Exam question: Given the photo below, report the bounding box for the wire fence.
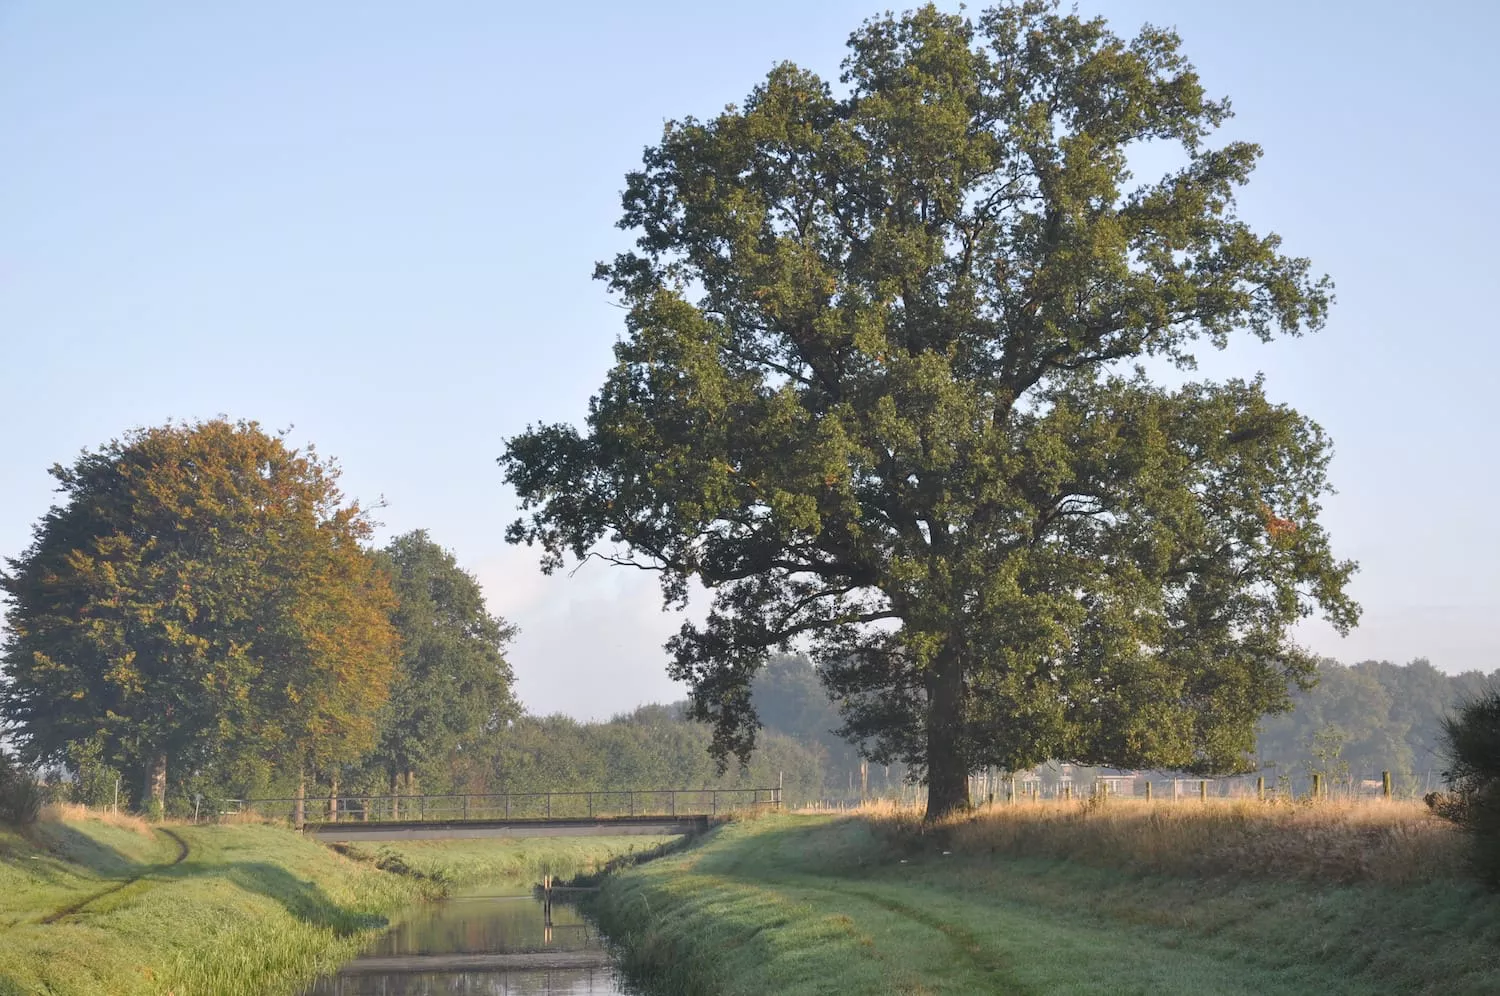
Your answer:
[810,768,1439,812]
[224,787,783,825]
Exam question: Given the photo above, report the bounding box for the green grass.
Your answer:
[593,812,1500,995]
[339,834,678,892]
[0,812,670,995]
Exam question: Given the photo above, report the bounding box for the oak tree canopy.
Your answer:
[501,1,1358,818]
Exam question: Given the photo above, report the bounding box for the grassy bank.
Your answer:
[343,834,677,892]
[593,801,1500,995]
[0,807,671,995]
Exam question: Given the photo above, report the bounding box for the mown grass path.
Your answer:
[594,814,1500,995]
[38,827,190,924]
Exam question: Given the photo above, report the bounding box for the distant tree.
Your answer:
[368,531,518,807]
[1255,658,1498,791]
[752,655,839,748]
[502,2,1358,818]
[1370,659,1495,774]
[753,653,894,795]
[482,708,825,806]
[0,419,398,815]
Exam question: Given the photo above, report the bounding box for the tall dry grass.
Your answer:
[858,796,1464,885]
[37,802,155,835]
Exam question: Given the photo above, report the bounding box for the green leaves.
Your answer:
[502,2,1358,817]
[369,531,519,786]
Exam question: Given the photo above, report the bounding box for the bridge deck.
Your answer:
[305,814,710,841]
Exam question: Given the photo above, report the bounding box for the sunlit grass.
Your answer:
[0,808,663,995]
[594,808,1500,995]
[865,795,1465,885]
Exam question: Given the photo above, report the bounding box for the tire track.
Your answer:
[38,827,190,924]
[832,882,1035,991]
[736,863,1038,995]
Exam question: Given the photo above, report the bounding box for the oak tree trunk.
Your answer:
[924,644,969,821]
[328,772,339,823]
[390,767,401,821]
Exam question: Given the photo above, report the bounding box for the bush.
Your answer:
[1429,689,1500,886]
[65,736,120,808]
[0,751,43,826]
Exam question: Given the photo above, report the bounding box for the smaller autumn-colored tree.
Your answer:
[245,515,400,823]
[0,419,398,815]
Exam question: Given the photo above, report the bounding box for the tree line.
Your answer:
[2,420,1487,823]
[0,419,832,818]
[1256,657,1497,794]
[1,420,410,816]
[0,420,519,816]
[752,652,1498,801]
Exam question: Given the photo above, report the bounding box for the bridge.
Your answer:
[226,787,781,840]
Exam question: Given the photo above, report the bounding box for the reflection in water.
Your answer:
[306,966,616,995]
[302,891,626,996]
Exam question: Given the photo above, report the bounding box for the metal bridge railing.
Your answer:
[224,786,783,825]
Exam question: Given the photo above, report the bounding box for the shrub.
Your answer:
[1429,689,1500,886]
[65,736,121,808]
[0,750,43,826]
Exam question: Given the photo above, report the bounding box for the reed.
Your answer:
[37,802,154,835]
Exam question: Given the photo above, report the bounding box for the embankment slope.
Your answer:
[593,805,1500,996]
[0,810,668,995]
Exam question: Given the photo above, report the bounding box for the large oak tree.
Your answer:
[0,419,398,813]
[501,2,1358,818]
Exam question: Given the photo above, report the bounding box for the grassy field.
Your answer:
[593,800,1500,995]
[0,806,670,995]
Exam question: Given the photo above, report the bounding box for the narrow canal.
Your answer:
[301,887,629,995]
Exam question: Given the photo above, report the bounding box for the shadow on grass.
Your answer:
[155,858,390,936]
[34,827,389,937]
[683,814,908,881]
[23,822,139,879]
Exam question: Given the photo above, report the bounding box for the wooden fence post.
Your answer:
[1256,776,1265,801]
[1382,771,1392,799]
[1144,781,1152,802]
[1311,773,1322,800]
[1199,780,1207,801]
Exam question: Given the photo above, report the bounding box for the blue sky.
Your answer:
[2,1,1496,719]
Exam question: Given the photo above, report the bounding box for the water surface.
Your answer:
[301,887,626,995]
